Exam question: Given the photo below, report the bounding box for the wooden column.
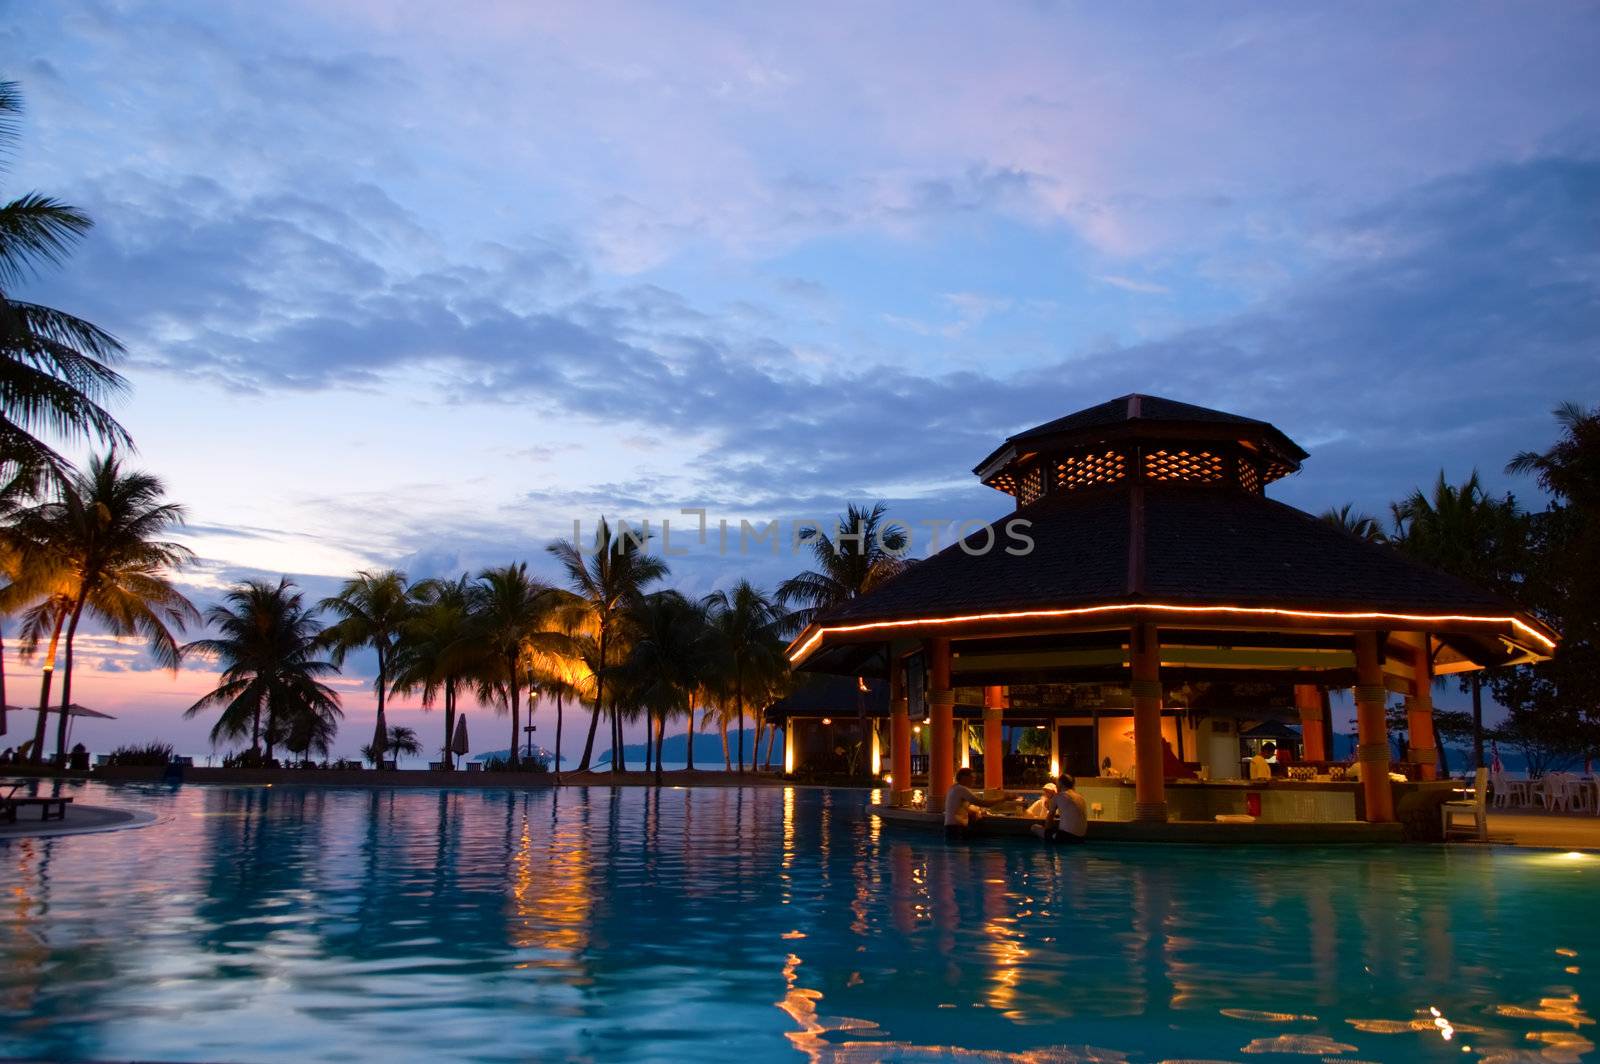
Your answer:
[1294,684,1328,762]
[957,721,970,771]
[928,637,955,807]
[1130,622,1167,822]
[1354,631,1396,823]
[1403,635,1439,781]
[890,656,912,805]
[982,686,1005,793]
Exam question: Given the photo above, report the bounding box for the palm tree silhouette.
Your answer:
[1391,470,1525,767]
[703,580,785,774]
[183,578,341,761]
[320,570,411,768]
[0,79,131,483]
[13,454,195,761]
[547,517,669,773]
[778,503,907,777]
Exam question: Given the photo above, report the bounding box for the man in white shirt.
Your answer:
[1031,774,1088,844]
[943,767,1007,840]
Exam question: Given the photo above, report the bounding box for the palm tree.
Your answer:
[523,596,594,782]
[0,80,131,483]
[0,469,66,746]
[320,569,411,769]
[547,517,669,773]
[383,724,422,760]
[777,502,909,630]
[622,590,712,784]
[12,454,195,761]
[1391,470,1525,767]
[1320,503,1386,543]
[182,578,342,760]
[1508,401,1600,509]
[470,562,559,769]
[704,580,786,774]
[391,574,483,771]
[778,503,906,778]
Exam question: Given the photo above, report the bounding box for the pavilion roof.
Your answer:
[791,482,1556,667]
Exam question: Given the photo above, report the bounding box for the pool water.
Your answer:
[2,782,1595,1063]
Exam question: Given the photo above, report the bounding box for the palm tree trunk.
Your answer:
[30,608,65,764]
[653,710,664,785]
[443,682,456,771]
[554,693,564,782]
[736,670,745,774]
[764,725,778,769]
[1471,674,1484,769]
[54,595,88,762]
[0,622,8,744]
[579,627,605,771]
[508,653,521,769]
[611,700,625,773]
[720,716,730,770]
[751,720,764,773]
[684,706,696,772]
[375,646,388,770]
[644,714,653,773]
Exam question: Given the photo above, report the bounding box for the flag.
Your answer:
[1490,740,1503,774]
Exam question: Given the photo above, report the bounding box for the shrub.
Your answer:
[104,742,175,766]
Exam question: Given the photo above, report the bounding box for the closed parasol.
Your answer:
[451,714,469,757]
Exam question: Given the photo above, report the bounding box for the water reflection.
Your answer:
[0,783,1597,1062]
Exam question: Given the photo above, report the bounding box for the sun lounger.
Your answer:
[0,786,74,823]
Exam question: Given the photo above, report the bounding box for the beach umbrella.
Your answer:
[0,704,118,753]
[451,714,469,756]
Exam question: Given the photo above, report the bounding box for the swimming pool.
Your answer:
[2,782,1594,1062]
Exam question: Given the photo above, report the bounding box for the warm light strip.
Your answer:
[787,602,1556,663]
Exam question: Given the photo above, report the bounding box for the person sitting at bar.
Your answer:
[944,767,1008,840]
[1249,741,1276,780]
[1031,774,1088,844]
[1162,737,1197,780]
[1025,781,1058,818]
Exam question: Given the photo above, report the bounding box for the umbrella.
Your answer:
[451,714,469,756]
[2,704,117,753]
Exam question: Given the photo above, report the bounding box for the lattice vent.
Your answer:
[1018,464,1045,505]
[1144,449,1225,483]
[988,472,1018,496]
[1055,450,1127,491]
[1263,460,1296,483]
[1238,459,1261,494]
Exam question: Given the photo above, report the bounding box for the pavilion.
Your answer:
[787,395,1557,824]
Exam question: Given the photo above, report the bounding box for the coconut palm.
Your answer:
[547,517,669,773]
[383,724,422,760]
[391,574,483,771]
[777,502,908,630]
[0,80,131,483]
[778,503,906,778]
[470,562,561,769]
[1391,470,1525,767]
[1320,504,1386,543]
[319,569,411,768]
[1508,401,1600,509]
[524,595,594,782]
[703,580,786,774]
[621,590,712,784]
[182,578,342,760]
[12,453,195,761]
[0,469,66,744]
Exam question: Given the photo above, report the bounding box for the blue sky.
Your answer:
[2,1,1597,755]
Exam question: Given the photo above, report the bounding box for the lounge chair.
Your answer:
[1442,767,1488,841]
[1,783,74,824]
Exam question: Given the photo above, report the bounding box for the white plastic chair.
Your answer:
[1443,768,1489,841]
[1543,772,1574,812]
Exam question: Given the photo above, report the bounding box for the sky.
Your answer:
[2,1,1597,759]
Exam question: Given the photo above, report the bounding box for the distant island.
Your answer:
[597,732,742,766]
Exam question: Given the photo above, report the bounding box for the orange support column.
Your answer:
[1130,622,1167,822]
[928,637,954,808]
[1354,631,1396,822]
[890,656,912,805]
[982,686,1005,793]
[1405,637,1439,781]
[1294,684,1328,762]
